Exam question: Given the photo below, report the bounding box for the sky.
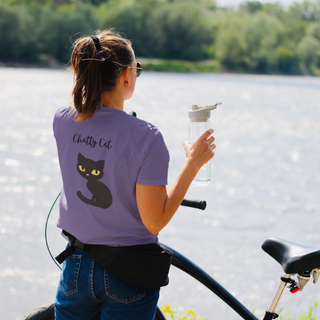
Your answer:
[216,0,303,7]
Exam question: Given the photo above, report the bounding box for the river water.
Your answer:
[0,68,320,320]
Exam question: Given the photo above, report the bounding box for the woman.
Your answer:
[53,29,216,320]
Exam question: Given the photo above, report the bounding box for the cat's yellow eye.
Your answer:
[78,165,85,172]
[91,169,100,176]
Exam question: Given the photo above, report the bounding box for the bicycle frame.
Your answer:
[156,244,259,320]
[156,244,311,320]
[20,242,318,320]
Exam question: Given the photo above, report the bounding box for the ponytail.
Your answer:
[71,29,133,121]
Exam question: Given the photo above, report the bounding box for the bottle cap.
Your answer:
[189,102,221,121]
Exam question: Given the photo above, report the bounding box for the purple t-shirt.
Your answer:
[53,106,169,247]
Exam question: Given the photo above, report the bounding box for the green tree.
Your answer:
[101,0,213,61]
[240,1,263,13]
[1,0,320,75]
[152,2,213,60]
[0,3,23,61]
[17,4,47,63]
[262,2,285,18]
[244,11,284,73]
[101,0,161,58]
[297,35,320,73]
[306,22,320,42]
[288,0,320,21]
[280,18,307,49]
[37,4,99,63]
[214,13,248,71]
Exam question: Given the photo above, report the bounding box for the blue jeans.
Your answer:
[55,249,160,320]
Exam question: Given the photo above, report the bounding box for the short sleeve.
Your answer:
[136,130,169,186]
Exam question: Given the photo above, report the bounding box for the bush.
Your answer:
[275,46,300,74]
[139,58,220,73]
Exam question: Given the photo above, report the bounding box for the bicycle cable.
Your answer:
[45,192,62,270]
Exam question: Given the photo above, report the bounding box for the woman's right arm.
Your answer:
[136,129,215,234]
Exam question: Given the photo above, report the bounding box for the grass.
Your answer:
[160,305,207,320]
[138,58,221,73]
[160,301,319,320]
[278,301,318,320]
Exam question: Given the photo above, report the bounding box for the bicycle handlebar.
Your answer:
[181,199,206,210]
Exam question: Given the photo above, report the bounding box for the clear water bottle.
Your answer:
[188,103,221,186]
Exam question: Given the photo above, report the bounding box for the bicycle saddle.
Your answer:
[262,238,320,274]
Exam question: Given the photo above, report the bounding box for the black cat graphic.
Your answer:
[76,153,113,209]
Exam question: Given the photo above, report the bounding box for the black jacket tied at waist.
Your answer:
[55,231,172,288]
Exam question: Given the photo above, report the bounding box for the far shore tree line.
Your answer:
[1,0,320,74]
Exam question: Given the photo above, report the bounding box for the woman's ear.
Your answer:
[123,66,131,86]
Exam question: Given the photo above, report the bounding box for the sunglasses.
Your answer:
[130,62,142,77]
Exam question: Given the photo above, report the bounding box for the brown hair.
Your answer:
[71,29,133,121]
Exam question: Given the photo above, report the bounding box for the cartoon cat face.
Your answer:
[77,153,104,180]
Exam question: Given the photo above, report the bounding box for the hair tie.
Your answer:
[91,36,101,51]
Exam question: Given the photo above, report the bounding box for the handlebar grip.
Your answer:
[181,199,207,210]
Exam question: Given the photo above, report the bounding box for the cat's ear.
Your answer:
[96,160,105,169]
[78,153,85,162]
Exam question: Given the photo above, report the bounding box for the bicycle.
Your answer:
[20,198,320,320]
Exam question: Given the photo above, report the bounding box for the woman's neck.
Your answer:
[100,69,133,111]
[101,89,124,111]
